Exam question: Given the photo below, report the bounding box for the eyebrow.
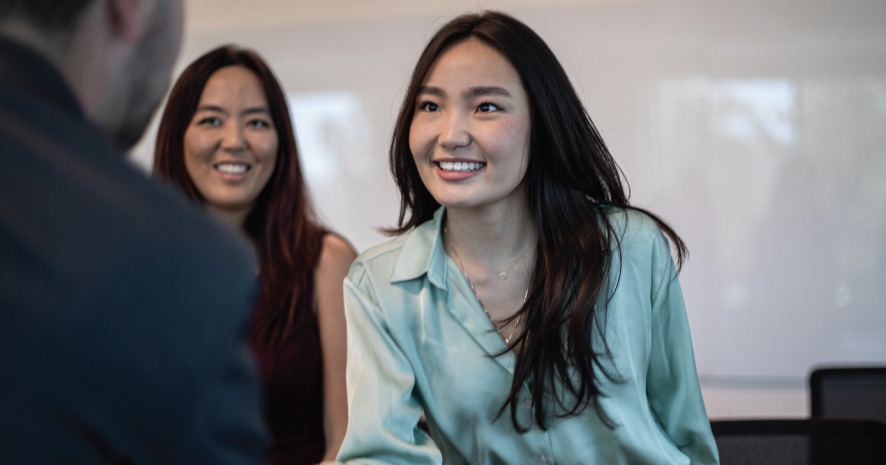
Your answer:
[465,86,512,98]
[415,85,513,99]
[241,107,271,116]
[416,86,445,98]
[194,105,271,116]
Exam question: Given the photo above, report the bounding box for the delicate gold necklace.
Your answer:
[445,229,529,344]
[496,241,533,280]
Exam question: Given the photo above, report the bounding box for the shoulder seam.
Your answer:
[355,237,407,264]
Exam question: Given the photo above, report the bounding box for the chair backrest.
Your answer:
[810,366,886,423]
[710,419,886,465]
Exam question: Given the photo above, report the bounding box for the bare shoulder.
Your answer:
[314,233,356,319]
[316,233,358,279]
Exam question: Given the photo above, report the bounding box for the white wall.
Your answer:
[130,0,886,418]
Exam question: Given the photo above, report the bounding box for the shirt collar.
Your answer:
[390,206,448,290]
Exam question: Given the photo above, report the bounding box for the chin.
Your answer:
[435,198,484,210]
[212,200,254,211]
[428,188,476,207]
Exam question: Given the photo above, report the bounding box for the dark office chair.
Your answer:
[810,366,886,424]
[710,419,886,465]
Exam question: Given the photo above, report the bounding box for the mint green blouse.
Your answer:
[337,207,719,465]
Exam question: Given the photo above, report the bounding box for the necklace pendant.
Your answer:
[499,272,508,280]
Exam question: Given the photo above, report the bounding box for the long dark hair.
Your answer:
[390,11,688,431]
[153,45,324,347]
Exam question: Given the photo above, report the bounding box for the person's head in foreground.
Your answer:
[0,0,184,148]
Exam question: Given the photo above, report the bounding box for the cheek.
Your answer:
[182,152,211,198]
[183,129,213,164]
[408,120,431,160]
[245,129,278,163]
[255,134,279,186]
[489,120,530,158]
[261,135,279,162]
[182,152,207,189]
[182,130,215,194]
[515,120,532,161]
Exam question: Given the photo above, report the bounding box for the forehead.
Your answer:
[199,66,268,105]
[421,38,524,92]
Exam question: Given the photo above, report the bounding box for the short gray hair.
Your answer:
[0,0,93,33]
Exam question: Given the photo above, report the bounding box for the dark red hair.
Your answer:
[153,45,324,346]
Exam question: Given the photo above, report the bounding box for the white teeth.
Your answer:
[438,161,484,172]
[215,163,248,174]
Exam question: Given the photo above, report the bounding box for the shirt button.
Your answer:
[540,456,548,463]
[526,397,532,404]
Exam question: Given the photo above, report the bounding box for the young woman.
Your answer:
[336,12,719,464]
[153,46,355,465]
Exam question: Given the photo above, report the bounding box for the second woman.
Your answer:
[153,45,355,465]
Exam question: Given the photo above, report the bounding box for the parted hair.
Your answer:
[153,45,324,347]
[389,11,688,431]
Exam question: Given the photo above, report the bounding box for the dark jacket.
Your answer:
[0,35,267,464]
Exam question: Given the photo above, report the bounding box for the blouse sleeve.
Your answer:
[336,265,442,465]
[645,230,720,464]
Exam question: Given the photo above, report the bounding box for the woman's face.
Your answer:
[408,39,532,214]
[183,65,278,224]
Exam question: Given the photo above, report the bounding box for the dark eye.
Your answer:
[418,101,440,112]
[477,102,501,113]
[198,116,222,126]
[248,119,272,128]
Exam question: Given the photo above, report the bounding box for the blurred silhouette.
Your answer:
[0,1,267,463]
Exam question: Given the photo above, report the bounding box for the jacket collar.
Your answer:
[0,34,84,118]
[390,207,449,291]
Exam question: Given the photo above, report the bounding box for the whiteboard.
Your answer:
[130,0,886,382]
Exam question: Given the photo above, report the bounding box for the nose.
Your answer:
[438,111,470,150]
[221,122,247,152]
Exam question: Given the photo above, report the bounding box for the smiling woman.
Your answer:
[183,65,279,226]
[153,45,356,465]
[336,11,719,465]
[408,38,532,215]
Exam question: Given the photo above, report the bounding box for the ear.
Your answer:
[103,0,152,43]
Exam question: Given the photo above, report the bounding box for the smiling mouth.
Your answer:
[435,161,486,172]
[214,162,250,174]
